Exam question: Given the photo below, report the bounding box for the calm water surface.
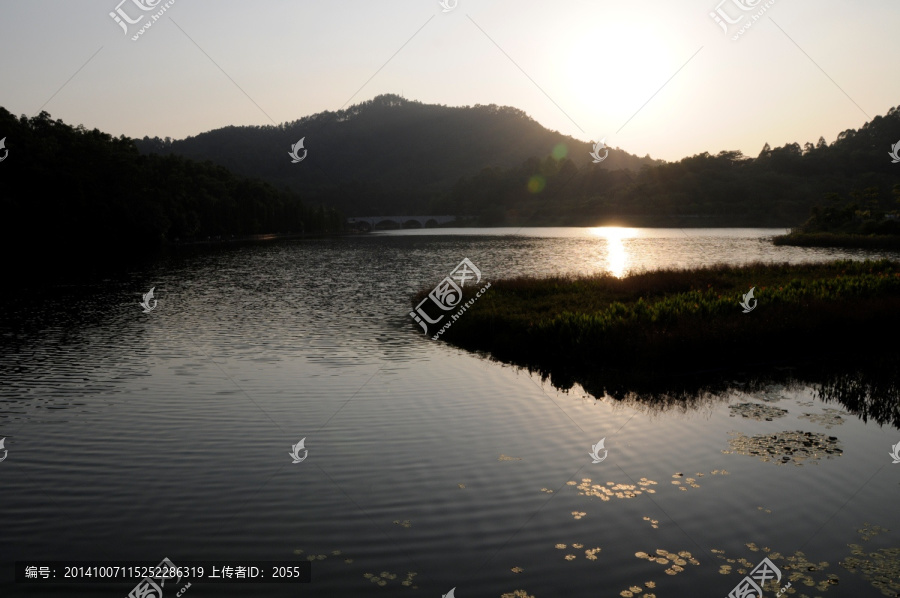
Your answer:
[2,228,899,597]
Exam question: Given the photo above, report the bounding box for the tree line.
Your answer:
[0,107,343,276]
[437,105,900,226]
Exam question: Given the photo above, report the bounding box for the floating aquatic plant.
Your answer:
[671,473,700,491]
[840,523,898,596]
[857,522,890,541]
[570,477,657,500]
[555,542,599,561]
[842,548,900,596]
[642,516,659,529]
[729,402,788,421]
[724,430,843,465]
[365,571,417,589]
[295,547,354,564]
[619,580,659,597]
[715,546,841,593]
[798,408,845,429]
[633,548,699,573]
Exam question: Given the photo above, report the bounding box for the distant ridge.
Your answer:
[136,94,659,214]
[137,97,900,227]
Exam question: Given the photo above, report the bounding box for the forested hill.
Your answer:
[135,94,659,215]
[0,108,342,277]
[436,104,900,226]
[135,95,900,226]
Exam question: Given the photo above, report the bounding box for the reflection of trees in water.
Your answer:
[520,360,774,415]
[511,355,900,428]
[815,361,900,429]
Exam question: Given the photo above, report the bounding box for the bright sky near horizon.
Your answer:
[0,0,897,163]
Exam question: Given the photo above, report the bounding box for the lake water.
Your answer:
[2,228,899,597]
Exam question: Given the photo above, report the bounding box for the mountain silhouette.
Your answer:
[135,94,658,215]
[136,96,900,226]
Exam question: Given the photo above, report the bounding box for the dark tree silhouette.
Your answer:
[0,107,343,278]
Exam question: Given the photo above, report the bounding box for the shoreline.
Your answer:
[163,230,350,247]
[773,231,900,250]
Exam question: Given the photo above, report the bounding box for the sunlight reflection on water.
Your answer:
[589,226,639,277]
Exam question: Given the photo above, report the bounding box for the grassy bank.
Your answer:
[416,260,900,395]
[773,232,900,250]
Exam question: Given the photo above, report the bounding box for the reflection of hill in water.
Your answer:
[505,356,900,429]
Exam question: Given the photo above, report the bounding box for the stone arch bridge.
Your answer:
[347,215,459,230]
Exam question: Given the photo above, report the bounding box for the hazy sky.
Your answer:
[0,0,897,162]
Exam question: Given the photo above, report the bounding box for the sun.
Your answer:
[560,21,678,132]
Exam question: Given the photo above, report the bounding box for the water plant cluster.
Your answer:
[425,260,900,393]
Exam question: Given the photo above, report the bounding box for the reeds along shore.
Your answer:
[414,260,900,384]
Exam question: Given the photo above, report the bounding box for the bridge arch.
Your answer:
[347,215,458,230]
